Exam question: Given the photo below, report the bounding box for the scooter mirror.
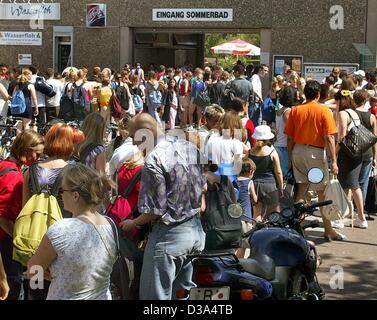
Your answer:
[307,168,324,184]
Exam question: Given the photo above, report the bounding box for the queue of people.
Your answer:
[0,61,377,300]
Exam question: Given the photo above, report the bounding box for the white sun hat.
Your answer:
[252,125,275,141]
[354,70,366,77]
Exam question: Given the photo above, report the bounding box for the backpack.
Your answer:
[110,89,123,119]
[262,97,277,125]
[106,217,143,300]
[10,87,27,115]
[222,83,236,109]
[34,77,56,98]
[58,84,75,121]
[202,175,243,251]
[340,110,377,159]
[131,92,144,113]
[115,85,130,111]
[72,83,90,121]
[194,91,211,108]
[0,168,17,177]
[147,84,162,109]
[106,169,143,244]
[13,164,63,266]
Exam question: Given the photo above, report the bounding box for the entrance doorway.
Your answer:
[53,26,73,73]
[133,30,260,70]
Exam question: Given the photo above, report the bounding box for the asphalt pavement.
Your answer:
[306,214,377,300]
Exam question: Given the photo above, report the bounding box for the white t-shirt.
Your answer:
[251,74,262,100]
[31,75,47,107]
[46,79,64,107]
[206,135,244,164]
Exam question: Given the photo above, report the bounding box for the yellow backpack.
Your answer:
[13,164,63,266]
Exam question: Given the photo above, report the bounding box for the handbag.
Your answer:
[323,176,353,221]
[127,96,136,116]
[106,217,143,300]
[106,169,142,243]
[340,110,377,159]
[365,169,377,214]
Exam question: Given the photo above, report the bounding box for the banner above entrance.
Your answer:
[152,8,233,22]
[0,3,60,20]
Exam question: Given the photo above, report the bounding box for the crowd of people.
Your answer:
[0,60,377,300]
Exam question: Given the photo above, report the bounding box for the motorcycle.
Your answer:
[185,168,330,301]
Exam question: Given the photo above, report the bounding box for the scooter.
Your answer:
[186,168,330,300]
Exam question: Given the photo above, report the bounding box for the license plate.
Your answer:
[189,287,230,300]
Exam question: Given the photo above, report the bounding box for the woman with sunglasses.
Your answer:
[0,130,44,300]
[22,123,82,299]
[27,164,116,300]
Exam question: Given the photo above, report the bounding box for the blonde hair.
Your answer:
[77,113,105,156]
[205,105,225,123]
[276,75,284,88]
[63,164,114,207]
[220,111,246,140]
[77,69,87,82]
[17,68,32,84]
[123,151,144,170]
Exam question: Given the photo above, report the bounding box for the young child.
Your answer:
[235,158,258,259]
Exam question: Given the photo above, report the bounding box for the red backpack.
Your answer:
[106,169,142,243]
[110,89,123,119]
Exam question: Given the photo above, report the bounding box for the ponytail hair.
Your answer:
[63,164,114,207]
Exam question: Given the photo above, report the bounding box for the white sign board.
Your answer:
[153,8,233,21]
[0,32,42,46]
[18,54,32,65]
[0,3,60,20]
[304,63,359,82]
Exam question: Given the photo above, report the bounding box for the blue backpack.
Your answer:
[148,89,162,109]
[132,94,143,112]
[10,88,27,115]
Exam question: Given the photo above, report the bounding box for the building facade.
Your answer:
[0,0,376,76]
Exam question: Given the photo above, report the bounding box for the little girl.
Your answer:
[235,158,258,258]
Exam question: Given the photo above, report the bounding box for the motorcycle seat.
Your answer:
[239,253,276,281]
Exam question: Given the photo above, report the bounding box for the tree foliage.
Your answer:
[205,33,261,69]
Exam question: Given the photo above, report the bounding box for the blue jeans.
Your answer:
[0,237,24,300]
[275,146,289,179]
[139,216,205,300]
[147,103,162,126]
[359,157,373,205]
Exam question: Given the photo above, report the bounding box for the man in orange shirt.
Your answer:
[285,80,344,241]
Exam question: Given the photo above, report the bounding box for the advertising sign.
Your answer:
[18,54,32,65]
[0,3,60,20]
[0,32,42,46]
[304,63,359,82]
[152,8,233,22]
[86,4,107,28]
[273,55,304,76]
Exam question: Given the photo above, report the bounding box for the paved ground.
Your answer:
[306,214,377,300]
